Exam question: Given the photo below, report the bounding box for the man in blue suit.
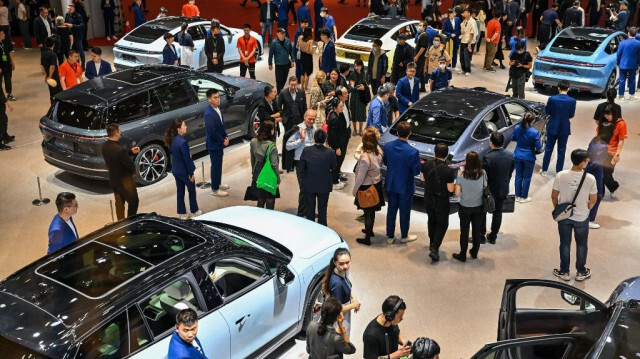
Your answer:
[273,0,289,30]
[396,62,420,115]
[168,308,208,359]
[84,47,112,80]
[616,28,640,100]
[541,80,576,176]
[299,129,337,226]
[47,192,79,254]
[442,9,461,68]
[366,84,391,132]
[384,121,421,243]
[204,89,230,197]
[319,29,336,74]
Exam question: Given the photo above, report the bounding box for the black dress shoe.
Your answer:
[3,135,15,144]
[488,234,497,244]
[469,249,478,259]
[452,253,466,262]
[356,237,371,246]
[479,235,486,244]
[499,64,506,69]
[0,143,11,150]
[428,250,439,262]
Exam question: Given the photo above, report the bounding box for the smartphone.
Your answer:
[404,340,412,347]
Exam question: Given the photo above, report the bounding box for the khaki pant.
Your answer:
[484,42,498,70]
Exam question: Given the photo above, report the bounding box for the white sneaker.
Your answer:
[629,95,637,101]
[386,236,396,244]
[539,169,547,177]
[113,35,118,40]
[520,197,532,203]
[456,68,462,74]
[211,190,229,197]
[618,95,625,101]
[333,182,346,190]
[400,234,418,243]
[515,197,521,202]
[465,72,470,76]
[190,210,203,218]
[106,36,111,41]
[179,214,189,220]
[219,184,230,190]
[589,222,600,229]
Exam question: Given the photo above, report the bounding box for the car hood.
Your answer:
[379,129,464,163]
[605,276,640,306]
[195,206,344,259]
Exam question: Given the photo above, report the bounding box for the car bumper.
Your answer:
[113,49,162,71]
[42,140,109,180]
[532,61,607,94]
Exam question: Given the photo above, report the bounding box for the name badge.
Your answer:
[245,50,249,56]
[212,52,218,58]
[1,55,6,62]
[77,77,81,84]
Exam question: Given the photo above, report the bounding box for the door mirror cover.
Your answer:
[561,291,580,306]
[277,264,295,286]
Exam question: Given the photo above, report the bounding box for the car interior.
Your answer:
[188,77,227,102]
[207,257,267,299]
[502,102,527,126]
[76,312,128,359]
[142,278,202,337]
[481,108,508,134]
[154,80,197,112]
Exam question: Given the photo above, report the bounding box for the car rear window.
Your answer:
[125,25,169,44]
[344,24,391,41]
[550,36,602,55]
[0,335,52,359]
[390,109,471,145]
[55,101,104,130]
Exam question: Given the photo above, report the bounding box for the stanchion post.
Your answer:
[32,177,51,206]
[196,162,211,189]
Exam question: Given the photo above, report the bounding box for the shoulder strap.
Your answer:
[570,171,587,206]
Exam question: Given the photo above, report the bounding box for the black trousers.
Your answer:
[0,103,7,138]
[289,2,297,23]
[530,9,542,37]
[481,196,505,241]
[370,79,382,96]
[332,148,345,184]
[416,58,427,91]
[589,10,602,26]
[71,40,85,68]
[427,206,449,252]
[207,59,224,73]
[82,19,89,49]
[0,67,12,95]
[48,82,62,104]
[112,177,139,220]
[363,207,376,238]
[240,62,256,79]
[458,205,483,257]
[538,23,551,50]
[603,153,619,194]
[295,161,306,216]
[305,192,329,226]
[275,64,290,93]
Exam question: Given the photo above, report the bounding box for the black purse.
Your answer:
[481,173,495,213]
[502,194,516,213]
[552,172,586,222]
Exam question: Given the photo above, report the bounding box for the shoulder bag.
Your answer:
[256,142,278,195]
[552,172,587,222]
[482,172,496,213]
[356,154,380,208]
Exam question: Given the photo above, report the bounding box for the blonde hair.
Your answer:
[312,71,327,88]
[55,16,65,26]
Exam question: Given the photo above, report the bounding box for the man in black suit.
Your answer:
[205,19,225,73]
[260,0,278,46]
[65,4,86,68]
[563,0,583,27]
[34,6,52,51]
[481,132,514,244]
[585,0,603,26]
[278,76,307,171]
[299,129,336,226]
[101,123,141,220]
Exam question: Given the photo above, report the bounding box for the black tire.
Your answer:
[247,106,260,138]
[298,281,324,338]
[533,82,544,90]
[601,71,617,98]
[134,143,168,186]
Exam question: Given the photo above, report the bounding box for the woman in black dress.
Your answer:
[297,27,314,91]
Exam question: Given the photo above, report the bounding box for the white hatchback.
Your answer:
[114,16,264,71]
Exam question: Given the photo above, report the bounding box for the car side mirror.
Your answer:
[226,88,236,100]
[277,264,295,286]
[561,291,580,306]
[227,34,233,44]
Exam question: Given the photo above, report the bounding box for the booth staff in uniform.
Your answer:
[168,309,208,359]
[84,47,113,79]
[47,192,79,254]
[205,20,225,73]
[204,88,231,197]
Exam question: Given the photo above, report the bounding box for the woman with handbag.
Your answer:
[511,111,542,203]
[453,151,487,262]
[348,59,369,137]
[249,121,280,209]
[353,129,385,246]
[305,298,356,358]
[310,70,328,126]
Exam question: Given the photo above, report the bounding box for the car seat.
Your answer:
[98,323,121,358]
[159,280,197,318]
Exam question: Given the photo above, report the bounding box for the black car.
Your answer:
[472,277,640,359]
[379,87,548,197]
[40,65,267,185]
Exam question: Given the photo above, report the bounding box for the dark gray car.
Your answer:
[379,87,549,197]
[40,65,267,185]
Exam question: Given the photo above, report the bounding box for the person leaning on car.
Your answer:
[102,123,141,220]
[168,308,208,359]
[205,19,225,73]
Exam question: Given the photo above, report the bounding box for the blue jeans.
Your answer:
[386,190,413,238]
[208,149,224,191]
[514,158,535,198]
[542,133,568,173]
[261,20,274,44]
[174,173,199,214]
[558,218,589,273]
[619,68,636,96]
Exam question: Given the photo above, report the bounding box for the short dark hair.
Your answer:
[558,80,570,91]
[264,84,275,97]
[288,76,298,83]
[45,36,55,48]
[490,132,504,147]
[106,123,120,137]
[90,47,102,55]
[39,6,47,13]
[381,295,406,314]
[373,39,383,47]
[354,58,364,67]
[494,9,503,17]
[300,17,309,23]
[257,120,275,141]
[319,29,331,38]
[243,23,251,29]
[339,63,350,73]
[277,27,286,34]
[175,308,198,327]
[433,33,442,41]
[55,192,76,212]
[396,121,411,138]
[206,88,219,99]
[570,149,589,165]
[515,41,525,51]
[629,27,638,37]
[412,337,441,359]
[407,62,416,70]
[68,49,78,57]
[164,32,174,40]
[434,142,448,158]
[210,19,220,29]
[314,128,327,144]
[551,2,559,7]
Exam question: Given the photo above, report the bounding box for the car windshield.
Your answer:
[390,109,471,145]
[344,24,391,41]
[550,36,602,55]
[598,304,640,358]
[126,24,170,43]
[54,101,104,130]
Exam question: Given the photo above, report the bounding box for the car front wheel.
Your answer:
[135,144,168,185]
[601,71,617,98]
[248,106,260,138]
[299,282,324,338]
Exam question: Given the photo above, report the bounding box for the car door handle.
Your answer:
[235,314,250,325]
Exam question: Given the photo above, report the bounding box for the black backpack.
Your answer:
[423,160,446,208]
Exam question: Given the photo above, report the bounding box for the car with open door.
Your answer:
[471,277,640,359]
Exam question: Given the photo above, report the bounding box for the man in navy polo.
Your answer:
[541,80,576,177]
[168,309,208,359]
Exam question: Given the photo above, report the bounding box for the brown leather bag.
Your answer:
[356,154,380,208]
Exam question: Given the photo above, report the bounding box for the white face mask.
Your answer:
[517,50,525,55]
[433,40,440,47]
[439,64,446,69]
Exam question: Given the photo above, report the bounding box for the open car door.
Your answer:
[471,334,587,359]
[497,279,610,359]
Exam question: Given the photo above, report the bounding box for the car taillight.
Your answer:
[535,56,605,68]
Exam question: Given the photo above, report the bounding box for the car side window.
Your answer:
[140,278,203,337]
[480,109,507,134]
[128,306,152,354]
[605,36,620,54]
[75,311,128,359]
[188,76,226,102]
[207,257,269,300]
[502,102,527,126]
[472,121,490,140]
[154,80,198,112]
[188,25,205,41]
[107,91,150,124]
[391,25,412,40]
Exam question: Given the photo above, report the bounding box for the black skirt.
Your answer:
[300,52,313,76]
[354,181,386,211]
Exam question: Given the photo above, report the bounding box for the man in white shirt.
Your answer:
[16,0,32,49]
[459,7,477,76]
[286,109,317,216]
[551,149,598,282]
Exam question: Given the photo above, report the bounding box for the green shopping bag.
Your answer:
[256,142,278,195]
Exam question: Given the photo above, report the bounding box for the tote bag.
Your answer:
[256,143,278,195]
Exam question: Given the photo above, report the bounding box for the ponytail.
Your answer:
[321,248,351,297]
[521,111,535,129]
[165,119,184,146]
[180,22,188,44]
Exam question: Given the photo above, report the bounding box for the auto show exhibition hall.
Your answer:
[1,13,640,359]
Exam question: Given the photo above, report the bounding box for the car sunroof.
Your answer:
[107,69,160,84]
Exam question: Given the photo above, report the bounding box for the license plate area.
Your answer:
[345,53,360,60]
[122,54,137,62]
[551,67,577,76]
[55,138,75,151]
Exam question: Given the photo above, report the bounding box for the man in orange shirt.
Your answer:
[237,24,258,79]
[181,0,200,18]
[483,9,501,72]
[59,50,83,90]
